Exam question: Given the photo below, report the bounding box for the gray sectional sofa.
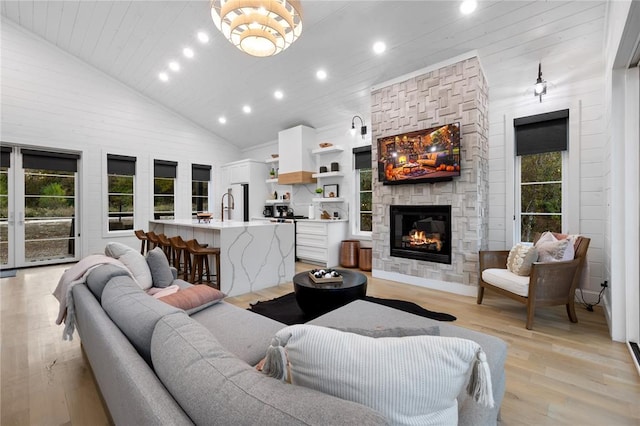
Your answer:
[73,263,507,425]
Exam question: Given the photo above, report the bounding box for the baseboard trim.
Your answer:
[371,269,477,297]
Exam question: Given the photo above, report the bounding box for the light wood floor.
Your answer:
[1,262,639,425]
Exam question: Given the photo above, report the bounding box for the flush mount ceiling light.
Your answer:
[460,0,477,15]
[351,115,367,139]
[373,41,386,55]
[210,0,303,57]
[534,62,547,103]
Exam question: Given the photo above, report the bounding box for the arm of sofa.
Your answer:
[73,285,193,425]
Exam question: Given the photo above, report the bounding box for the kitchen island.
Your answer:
[149,219,294,297]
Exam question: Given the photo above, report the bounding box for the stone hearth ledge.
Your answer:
[150,219,295,297]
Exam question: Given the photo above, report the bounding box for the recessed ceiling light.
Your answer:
[197,32,209,43]
[242,105,252,114]
[316,69,327,80]
[274,90,284,100]
[373,41,386,54]
[168,61,180,72]
[158,72,169,82]
[218,116,227,124]
[183,47,194,58]
[460,0,477,15]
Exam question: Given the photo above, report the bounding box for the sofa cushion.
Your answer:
[86,263,131,302]
[482,268,530,297]
[506,243,538,276]
[263,324,493,426]
[151,312,388,426]
[191,302,286,366]
[158,285,225,315]
[101,276,181,365]
[146,247,174,288]
[330,326,440,337]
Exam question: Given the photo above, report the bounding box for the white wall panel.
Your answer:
[1,19,242,256]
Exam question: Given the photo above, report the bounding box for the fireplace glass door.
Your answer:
[390,205,451,264]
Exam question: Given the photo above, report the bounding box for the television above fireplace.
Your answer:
[377,122,461,185]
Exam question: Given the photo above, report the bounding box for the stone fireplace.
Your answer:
[390,205,451,264]
[370,54,489,294]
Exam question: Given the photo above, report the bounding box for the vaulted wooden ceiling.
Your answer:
[1,1,606,148]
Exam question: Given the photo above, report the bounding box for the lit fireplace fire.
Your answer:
[404,229,442,251]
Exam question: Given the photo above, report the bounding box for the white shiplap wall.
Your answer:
[487,74,606,296]
[1,19,242,256]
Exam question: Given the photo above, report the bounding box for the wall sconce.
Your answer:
[351,115,367,139]
[534,62,547,103]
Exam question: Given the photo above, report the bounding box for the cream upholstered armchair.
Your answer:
[477,233,590,330]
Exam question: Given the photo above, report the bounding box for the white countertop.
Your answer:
[250,217,348,223]
[150,219,287,229]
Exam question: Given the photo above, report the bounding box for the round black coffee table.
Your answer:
[293,269,367,316]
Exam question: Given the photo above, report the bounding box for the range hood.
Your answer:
[277,125,317,185]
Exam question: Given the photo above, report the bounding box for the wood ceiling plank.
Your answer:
[55,1,80,51]
[17,0,33,29]
[43,1,63,43]
[78,2,114,60]
[66,2,96,57]
[91,1,132,69]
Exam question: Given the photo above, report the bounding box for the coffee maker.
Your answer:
[262,205,274,217]
[275,205,288,218]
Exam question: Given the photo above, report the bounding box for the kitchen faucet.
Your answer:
[221,191,234,222]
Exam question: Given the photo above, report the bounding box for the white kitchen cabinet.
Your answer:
[224,161,250,184]
[296,220,347,267]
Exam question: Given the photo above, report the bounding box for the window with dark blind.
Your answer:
[107,154,136,231]
[154,159,177,220]
[353,146,372,233]
[514,110,568,241]
[192,164,211,215]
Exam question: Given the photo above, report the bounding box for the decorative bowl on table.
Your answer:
[196,212,212,223]
[308,268,343,283]
[318,142,333,148]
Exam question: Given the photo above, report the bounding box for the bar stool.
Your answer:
[156,233,173,261]
[186,239,221,289]
[146,231,161,250]
[169,235,191,280]
[134,230,148,255]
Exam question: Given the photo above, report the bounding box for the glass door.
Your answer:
[1,147,80,268]
[0,147,12,267]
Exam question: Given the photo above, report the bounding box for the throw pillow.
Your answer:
[262,324,494,426]
[158,285,225,315]
[506,244,538,276]
[104,241,135,258]
[146,247,174,288]
[105,242,153,290]
[147,284,180,298]
[536,238,570,262]
[535,231,575,261]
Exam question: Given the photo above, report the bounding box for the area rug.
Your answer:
[248,292,456,325]
[0,269,17,279]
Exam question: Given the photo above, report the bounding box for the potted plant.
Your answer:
[269,168,276,178]
[315,188,324,196]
